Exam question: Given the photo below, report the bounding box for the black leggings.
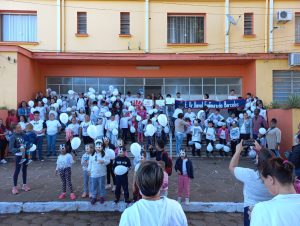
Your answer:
[0,139,8,160]
[13,156,28,186]
[58,167,73,193]
[106,160,116,185]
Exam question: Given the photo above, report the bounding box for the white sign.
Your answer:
[156,100,165,107]
[165,98,175,105]
[143,99,153,107]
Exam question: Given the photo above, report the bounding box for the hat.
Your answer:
[259,128,267,135]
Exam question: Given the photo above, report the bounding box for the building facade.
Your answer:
[0,0,300,109]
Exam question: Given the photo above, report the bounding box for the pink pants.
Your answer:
[178,174,190,198]
[138,132,143,143]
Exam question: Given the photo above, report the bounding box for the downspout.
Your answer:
[269,0,273,52]
[225,0,229,53]
[145,0,149,53]
[56,0,61,52]
[61,0,65,52]
[264,0,269,53]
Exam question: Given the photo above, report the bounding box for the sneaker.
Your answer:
[105,184,111,190]
[0,159,7,164]
[26,159,33,165]
[58,193,66,199]
[177,197,182,204]
[22,184,30,192]
[70,193,76,200]
[81,192,87,198]
[185,198,190,205]
[99,197,105,204]
[114,199,119,204]
[112,185,116,192]
[39,158,45,162]
[12,186,19,195]
[19,158,26,165]
[91,198,97,205]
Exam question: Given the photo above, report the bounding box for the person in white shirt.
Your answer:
[119,161,188,226]
[30,111,46,161]
[19,115,28,131]
[35,101,46,121]
[175,92,183,101]
[203,121,216,157]
[95,118,105,140]
[46,113,61,157]
[80,114,93,145]
[250,158,300,226]
[67,117,80,137]
[228,89,238,100]
[77,93,85,111]
[184,108,196,122]
[191,119,203,156]
[229,141,274,226]
[105,114,119,146]
[120,114,130,143]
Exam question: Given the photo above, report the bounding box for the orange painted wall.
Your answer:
[267,109,294,156]
[39,62,256,95]
[17,53,42,105]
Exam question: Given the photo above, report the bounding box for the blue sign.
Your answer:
[175,99,246,109]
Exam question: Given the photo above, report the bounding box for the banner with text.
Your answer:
[175,99,246,109]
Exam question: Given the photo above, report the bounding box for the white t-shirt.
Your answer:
[30,119,45,137]
[120,117,130,129]
[35,106,46,121]
[234,167,273,207]
[182,159,188,175]
[77,98,85,110]
[250,194,300,226]
[67,123,80,136]
[80,121,92,136]
[56,153,74,170]
[119,197,188,226]
[19,122,28,131]
[172,108,183,119]
[46,120,61,136]
[184,112,196,121]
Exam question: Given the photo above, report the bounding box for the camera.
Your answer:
[242,139,255,147]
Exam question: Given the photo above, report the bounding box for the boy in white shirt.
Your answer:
[191,119,203,156]
[204,121,216,157]
[30,111,46,161]
[80,114,93,145]
[46,113,61,157]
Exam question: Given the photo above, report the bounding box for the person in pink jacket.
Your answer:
[217,122,229,156]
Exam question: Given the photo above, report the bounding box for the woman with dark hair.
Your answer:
[250,158,300,226]
[17,101,30,118]
[119,161,187,226]
[229,141,274,226]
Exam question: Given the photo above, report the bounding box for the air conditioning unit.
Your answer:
[277,10,292,22]
[289,53,300,67]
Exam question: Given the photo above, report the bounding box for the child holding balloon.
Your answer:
[81,144,92,198]
[204,121,216,157]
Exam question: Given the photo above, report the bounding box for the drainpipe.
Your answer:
[264,0,269,53]
[225,0,229,53]
[269,0,273,52]
[56,0,61,52]
[145,0,149,53]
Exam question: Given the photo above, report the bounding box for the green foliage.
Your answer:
[286,95,300,109]
[0,106,8,110]
[269,101,281,109]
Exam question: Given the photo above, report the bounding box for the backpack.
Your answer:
[162,152,173,176]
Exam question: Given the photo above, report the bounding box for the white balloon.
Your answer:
[71,137,81,150]
[188,141,194,145]
[128,106,135,112]
[142,119,148,125]
[248,150,257,158]
[109,85,114,91]
[130,126,136,133]
[245,102,251,109]
[56,99,62,105]
[28,100,34,107]
[197,110,205,119]
[68,90,74,95]
[89,87,96,93]
[146,124,156,136]
[259,128,267,135]
[148,109,154,115]
[195,142,201,149]
[153,109,158,113]
[29,144,36,152]
[130,143,142,157]
[114,165,128,176]
[113,90,119,96]
[151,117,157,123]
[207,143,213,152]
[124,101,131,107]
[144,131,149,137]
[111,96,117,102]
[136,115,142,121]
[98,95,103,100]
[59,113,69,124]
[87,125,97,139]
[112,128,118,136]
[163,126,170,134]
[42,98,48,104]
[217,121,223,127]
[246,110,252,117]
[157,114,168,127]
[215,144,224,150]
[66,107,72,112]
[239,113,244,119]
[105,148,115,160]
[89,94,96,100]
[223,145,230,153]
[102,90,106,95]
[105,111,112,118]
[53,103,59,109]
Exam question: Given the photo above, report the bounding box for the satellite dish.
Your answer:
[226,14,237,25]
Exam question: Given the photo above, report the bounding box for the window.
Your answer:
[296,14,300,43]
[77,12,87,34]
[273,71,300,102]
[0,14,37,42]
[244,13,254,35]
[167,15,205,44]
[120,12,130,35]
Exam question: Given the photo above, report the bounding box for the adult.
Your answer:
[35,91,45,103]
[184,108,196,122]
[239,112,253,141]
[228,89,238,100]
[175,113,189,156]
[203,93,210,100]
[175,92,183,101]
[288,134,300,177]
[9,124,30,194]
[125,91,134,103]
[119,161,188,226]
[149,139,170,168]
[17,101,30,119]
[0,118,8,164]
[229,141,274,226]
[265,118,281,157]
[250,158,300,226]
[256,100,267,121]
[252,109,268,139]
[30,111,46,161]
[76,93,85,111]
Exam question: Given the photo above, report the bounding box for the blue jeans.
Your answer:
[33,136,44,160]
[47,134,57,156]
[244,206,250,226]
[175,132,184,156]
[83,170,91,193]
[91,176,106,198]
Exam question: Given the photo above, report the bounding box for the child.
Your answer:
[137,117,144,143]
[158,161,169,197]
[120,114,129,143]
[190,119,203,157]
[19,115,28,131]
[103,137,116,191]
[217,122,229,156]
[132,151,146,202]
[56,144,76,200]
[129,116,138,143]
[257,127,267,148]
[230,121,240,156]
[77,108,86,123]
[113,147,131,204]
[115,138,128,157]
[174,149,194,205]
[95,117,105,141]
[80,114,93,145]
[203,121,216,157]
[19,123,37,165]
[105,114,119,146]
[46,113,61,157]
[81,144,92,198]
[88,141,110,204]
